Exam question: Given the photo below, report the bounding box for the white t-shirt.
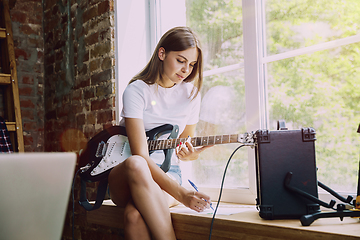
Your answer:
[120,80,201,165]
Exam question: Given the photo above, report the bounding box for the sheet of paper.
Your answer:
[170,204,255,215]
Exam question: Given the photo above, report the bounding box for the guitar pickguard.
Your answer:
[90,134,132,176]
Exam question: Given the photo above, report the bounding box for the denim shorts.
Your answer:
[156,164,182,185]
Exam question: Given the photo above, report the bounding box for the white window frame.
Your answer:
[252,0,360,202]
[115,0,359,204]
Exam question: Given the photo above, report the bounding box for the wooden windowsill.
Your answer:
[87,200,360,240]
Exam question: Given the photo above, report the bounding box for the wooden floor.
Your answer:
[87,200,360,240]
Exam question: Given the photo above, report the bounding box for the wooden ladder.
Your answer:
[0,0,24,152]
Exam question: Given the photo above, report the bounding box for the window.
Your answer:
[261,0,360,193]
[115,0,360,203]
[154,0,251,202]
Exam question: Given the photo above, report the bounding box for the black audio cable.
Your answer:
[71,168,81,240]
[208,144,246,240]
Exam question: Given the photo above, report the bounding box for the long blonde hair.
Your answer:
[130,26,203,99]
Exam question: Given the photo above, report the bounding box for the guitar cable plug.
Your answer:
[80,163,92,172]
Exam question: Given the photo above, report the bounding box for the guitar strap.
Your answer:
[79,177,108,211]
[160,125,179,173]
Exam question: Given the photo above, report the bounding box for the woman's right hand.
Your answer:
[182,189,211,212]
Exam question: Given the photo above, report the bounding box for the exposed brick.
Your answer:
[11,0,117,238]
[86,112,96,125]
[97,109,112,124]
[37,51,44,62]
[91,97,112,111]
[21,109,35,120]
[21,76,34,84]
[19,24,39,36]
[96,83,112,98]
[99,29,111,41]
[28,12,42,25]
[76,113,86,126]
[19,86,33,96]
[98,1,110,15]
[23,121,37,131]
[15,48,28,60]
[83,5,98,23]
[83,124,97,139]
[74,77,90,89]
[58,104,71,119]
[23,134,34,146]
[101,57,112,70]
[78,64,88,76]
[33,62,43,73]
[91,68,112,85]
[90,42,111,58]
[71,90,82,101]
[83,49,90,62]
[85,32,99,46]
[109,0,114,11]
[11,11,27,23]
[43,0,57,11]
[84,88,95,99]
[20,99,35,108]
[89,59,100,72]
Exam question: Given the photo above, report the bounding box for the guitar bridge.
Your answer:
[95,141,108,158]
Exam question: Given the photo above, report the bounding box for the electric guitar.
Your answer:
[78,124,253,182]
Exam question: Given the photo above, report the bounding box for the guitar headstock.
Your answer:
[237,132,255,146]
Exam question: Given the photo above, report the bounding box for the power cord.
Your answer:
[208,144,246,240]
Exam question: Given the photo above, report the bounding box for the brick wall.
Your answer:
[9,0,121,239]
[9,0,44,152]
[43,0,116,153]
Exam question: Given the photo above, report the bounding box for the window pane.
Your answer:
[181,69,248,188]
[186,0,243,71]
[182,0,246,189]
[267,43,360,192]
[265,0,360,56]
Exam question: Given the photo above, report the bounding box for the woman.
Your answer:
[108,26,212,240]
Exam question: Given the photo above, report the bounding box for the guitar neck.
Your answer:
[148,134,240,151]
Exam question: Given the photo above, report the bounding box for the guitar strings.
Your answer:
[149,134,238,150]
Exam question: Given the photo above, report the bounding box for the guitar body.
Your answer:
[79,124,178,182]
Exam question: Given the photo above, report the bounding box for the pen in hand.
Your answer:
[188,179,214,210]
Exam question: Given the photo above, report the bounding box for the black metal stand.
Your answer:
[300,204,360,226]
[284,171,360,226]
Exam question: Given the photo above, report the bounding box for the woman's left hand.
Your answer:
[175,140,212,161]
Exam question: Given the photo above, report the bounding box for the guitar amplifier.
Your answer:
[255,127,321,219]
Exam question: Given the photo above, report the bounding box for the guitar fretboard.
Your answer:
[148,134,239,151]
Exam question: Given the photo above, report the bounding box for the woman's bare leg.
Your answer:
[108,155,176,240]
[123,200,151,240]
